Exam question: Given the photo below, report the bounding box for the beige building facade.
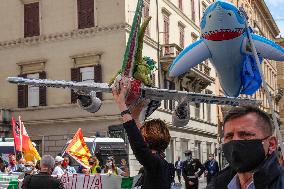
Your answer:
[0,0,226,175]
[276,38,284,136]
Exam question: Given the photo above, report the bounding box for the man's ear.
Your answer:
[268,136,278,154]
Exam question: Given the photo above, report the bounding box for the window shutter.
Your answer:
[77,0,94,29]
[71,68,80,103]
[191,0,195,22]
[179,0,183,10]
[18,74,28,108]
[94,64,102,100]
[164,16,169,44]
[179,27,184,48]
[24,2,39,37]
[39,71,46,106]
[163,15,170,54]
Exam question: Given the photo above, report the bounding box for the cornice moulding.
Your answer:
[0,23,126,50]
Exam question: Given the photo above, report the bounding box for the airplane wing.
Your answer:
[7,77,111,94]
[7,77,260,106]
[142,87,260,106]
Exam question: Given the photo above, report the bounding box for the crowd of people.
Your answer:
[0,154,129,177]
[0,153,130,188]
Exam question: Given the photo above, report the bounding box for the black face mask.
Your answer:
[222,137,269,173]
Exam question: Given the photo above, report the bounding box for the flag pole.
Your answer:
[18,116,23,159]
[11,117,17,157]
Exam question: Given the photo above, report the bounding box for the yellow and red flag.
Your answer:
[12,116,41,161]
[65,128,91,168]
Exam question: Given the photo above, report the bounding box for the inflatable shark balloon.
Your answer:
[169,1,284,97]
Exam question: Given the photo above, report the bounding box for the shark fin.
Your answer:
[169,39,211,77]
[242,34,284,61]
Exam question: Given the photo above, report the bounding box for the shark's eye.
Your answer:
[228,12,232,16]
[209,15,212,18]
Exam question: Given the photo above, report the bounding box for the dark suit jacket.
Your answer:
[22,172,64,189]
[206,152,284,189]
[175,160,183,171]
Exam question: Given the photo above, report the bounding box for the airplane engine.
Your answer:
[172,102,190,127]
[77,91,102,113]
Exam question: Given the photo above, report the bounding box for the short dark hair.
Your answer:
[140,119,171,152]
[223,106,274,135]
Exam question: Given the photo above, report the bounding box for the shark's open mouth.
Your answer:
[202,28,245,41]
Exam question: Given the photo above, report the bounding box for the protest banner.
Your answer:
[1,173,141,189]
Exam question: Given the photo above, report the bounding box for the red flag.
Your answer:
[11,117,21,151]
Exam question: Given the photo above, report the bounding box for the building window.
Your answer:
[178,0,183,11]
[77,0,94,29]
[166,139,174,163]
[71,65,102,103]
[207,104,211,122]
[194,141,201,160]
[206,142,212,158]
[181,139,188,160]
[191,0,195,22]
[18,72,46,108]
[24,2,40,37]
[163,14,170,45]
[179,24,185,49]
[143,0,150,36]
[80,67,94,82]
[28,73,39,107]
[194,104,200,119]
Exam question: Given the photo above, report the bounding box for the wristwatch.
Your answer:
[121,109,131,117]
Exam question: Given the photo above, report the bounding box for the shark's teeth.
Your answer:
[201,28,245,41]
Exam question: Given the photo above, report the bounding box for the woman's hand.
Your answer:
[112,77,133,122]
[112,77,129,112]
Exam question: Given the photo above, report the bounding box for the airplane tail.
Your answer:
[121,0,144,77]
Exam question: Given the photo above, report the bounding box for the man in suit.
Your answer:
[182,150,205,189]
[175,156,183,183]
[204,154,219,185]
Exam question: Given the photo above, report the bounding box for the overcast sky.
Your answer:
[264,0,284,37]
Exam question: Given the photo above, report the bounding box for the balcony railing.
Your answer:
[195,62,211,76]
[160,43,182,71]
[161,43,182,58]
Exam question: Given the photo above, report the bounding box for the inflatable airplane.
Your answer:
[7,0,260,126]
[169,1,284,97]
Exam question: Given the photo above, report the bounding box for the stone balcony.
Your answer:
[160,43,182,71]
[160,43,215,93]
